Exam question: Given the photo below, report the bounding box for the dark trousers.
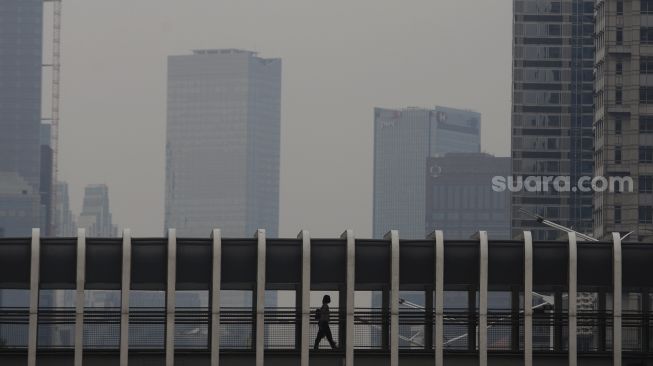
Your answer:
[314,322,337,349]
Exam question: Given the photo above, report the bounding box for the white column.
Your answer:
[210,229,222,366]
[165,229,177,366]
[74,229,86,366]
[523,231,533,366]
[255,229,266,366]
[27,228,40,366]
[433,230,444,366]
[385,230,399,366]
[298,230,310,366]
[568,232,577,366]
[478,231,488,366]
[342,230,355,366]
[119,229,132,366]
[612,232,622,366]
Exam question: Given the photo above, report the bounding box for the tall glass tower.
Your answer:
[373,106,481,239]
[165,49,281,237]
[511,0,595,239]
[0,0,44,236]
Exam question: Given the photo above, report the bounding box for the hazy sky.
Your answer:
[57,0,512,237]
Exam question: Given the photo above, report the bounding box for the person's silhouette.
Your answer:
[313,295,337,350]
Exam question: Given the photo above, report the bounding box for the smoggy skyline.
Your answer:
[56,0,512,237]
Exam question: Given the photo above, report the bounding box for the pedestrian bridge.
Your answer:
[0,229,651,366]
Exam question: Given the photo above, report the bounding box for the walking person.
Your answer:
[314,295,337,349]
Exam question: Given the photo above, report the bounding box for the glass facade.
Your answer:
[165,49,281,237]
[0,0,43,236]
[512,0,594,239]
[373,106,481,239]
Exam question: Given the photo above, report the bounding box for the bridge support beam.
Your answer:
[255,229,266,366]
[27,228,40,366]
[478,231,488,366]
[74,229,86,366]
[166,229,177,366]
[342,229,355,366]
[568,232,577,366]
[385,230,399,366]
[120,229,132,366]
[523,231,533,366]
[210,229,222,366]
[299,230,310,366]
[612,232,622,366]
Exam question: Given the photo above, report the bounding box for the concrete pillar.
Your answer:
[612,232,622,366]
[120,229,132,366]
[298,230,310,366]
[523,231,533,366]
[433,230,444,366]
[385,230,399,366]
[27,228,40,366]
[166,229,177,366]
[568,232,577,366]
[478,231,488,366]
[256,229,266,366]
[210,229,222,366]
[342,230,355,366]
[74,229,86,366]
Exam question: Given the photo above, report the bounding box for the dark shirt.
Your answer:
[319,303,330,323]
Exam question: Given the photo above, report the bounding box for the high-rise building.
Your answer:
[78,184,117,237]
[0,0,44,236]
[54,182,76,237]
[594,0,653,240]
[426,153,511,239]
[373,106,481,239]
[511,0,595,240]
[0,172,40,237]
[165,49,281,237]
[40,124,53,235]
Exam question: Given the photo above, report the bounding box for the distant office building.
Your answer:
[593,0,653,240]
[0,0,44,236]
[0,172,40,237]
[78,184,117,237]
[40,124,53,235]
[373,106,481,239]
[511,0,594,240]
[165,49,281,237]
[426,153,511,239]
[54,182,76,237]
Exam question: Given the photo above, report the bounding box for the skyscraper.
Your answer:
[78,184,117,237]
[511,0,595,240]
[0,0,44,236]
[373,106,481,239]
[165,49,281,237]
[594,0,653,240]
[54,182,76,237]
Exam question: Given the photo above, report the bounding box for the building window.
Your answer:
[640,146,653,163]
[643,0,653,14]
[641,116,653,133]
[640,175,653,193]
[616,62,623,75]
[641,28,653,44]
[617,1,624,15]
[615,119,622,135]
[617,27,624,45]
[615,146,622,164]
[615,206,622,224]
[639,206,653,224]
[616,87,623,104]
[641,57,653,74]
[640,87,653,103]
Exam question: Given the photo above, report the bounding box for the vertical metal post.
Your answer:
[165,229,177,366]
[298,230,310,366]
[433,230,444,366]
[342,230,355,366]
[27,228,40,366]
[74,229,86,366]
[612,232,622,366]
[568,232,577,366]
[478,231,488,366]
[523,231,533,366]
[255,229,266,366]
[386,230,399,366]
[119,229,132,366]
[210,229,222,366]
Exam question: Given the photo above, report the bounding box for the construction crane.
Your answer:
[42,0,62,236]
